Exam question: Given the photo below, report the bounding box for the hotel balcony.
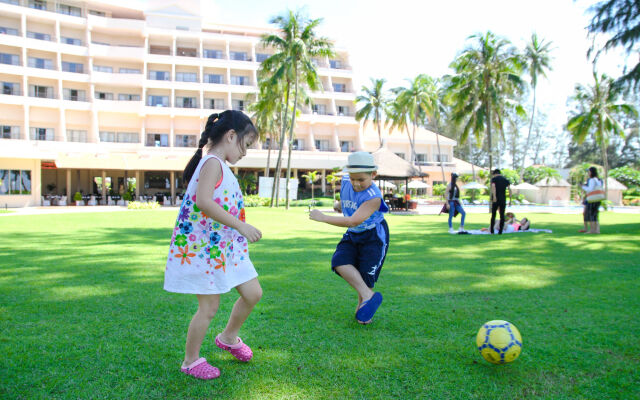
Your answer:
[91,71,144,87]
[87,14,145,34]
[94,98,144,113]
[89,42,145,61]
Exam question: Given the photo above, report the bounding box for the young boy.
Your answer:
[309,151,389,324]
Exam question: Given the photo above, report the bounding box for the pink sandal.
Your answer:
[215,334,253,362]
[181,358,220,380]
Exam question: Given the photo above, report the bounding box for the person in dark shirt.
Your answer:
[489,169,512,234]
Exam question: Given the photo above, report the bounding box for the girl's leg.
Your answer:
[218,278,262,345]
[448,201,454,228]
[458,204,466,229]
[184,294,220,367]
[334,264,374,309]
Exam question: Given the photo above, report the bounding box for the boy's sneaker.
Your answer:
[448,228,455,233]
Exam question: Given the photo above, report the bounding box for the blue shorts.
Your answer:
[331,219,389,288]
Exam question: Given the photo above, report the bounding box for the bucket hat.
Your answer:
[343,152,377,173]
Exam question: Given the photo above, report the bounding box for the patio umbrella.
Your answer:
[462,181,487,190]
[400,180,430,191]
[377,180,397,189]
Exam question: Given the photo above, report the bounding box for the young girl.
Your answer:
[164,110,262,380]
[445,172,466,233]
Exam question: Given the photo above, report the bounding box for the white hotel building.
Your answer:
[0,0,460,207]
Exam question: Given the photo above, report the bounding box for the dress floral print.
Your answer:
[164,155,257,294]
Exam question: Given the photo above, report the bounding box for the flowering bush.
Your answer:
[127,201,161,210]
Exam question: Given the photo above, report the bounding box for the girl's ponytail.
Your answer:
[182,111,257,185]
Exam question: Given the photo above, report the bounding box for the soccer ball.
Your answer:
[476,320,522,364]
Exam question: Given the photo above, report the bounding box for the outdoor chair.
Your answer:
[58,196,67,206]
[88,196,97,206]
[107,196,115,205]
[41,196,51,206]
[163,196,171,206]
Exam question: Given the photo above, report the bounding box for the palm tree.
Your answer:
[301,170,320,203]
[391,75,432,165]
[326,169,342,200]
[355,78,388,148]
[567,71,637,199]
[447,32,524,174]
[521,33,553,177]
[420,76,448,184]
[261,10,334,209]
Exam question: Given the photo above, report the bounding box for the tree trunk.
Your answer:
[376,108,383,148]
[271,81,291,207]
[285,74,300,209]
[434,118,446,185]
[485,99,493,174]
[600,117,609,201]
[264,131,273,178]
[520,86,537,181]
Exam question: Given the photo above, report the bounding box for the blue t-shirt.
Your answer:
[341,175,388,242]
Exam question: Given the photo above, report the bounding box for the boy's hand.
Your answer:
[309,209,325,222]
[238,222,262,243]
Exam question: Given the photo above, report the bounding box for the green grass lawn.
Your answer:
[1,209,639,399]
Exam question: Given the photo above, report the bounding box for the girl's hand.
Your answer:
[239,222,262,243]
[309,209,325,222]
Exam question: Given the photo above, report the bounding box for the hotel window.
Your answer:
[148,70,170,81]
[204,98,223,109]
[1,125,20,139]
[0,53,19,65]
[0,170,31,195]
[230,51,248,61]
[61,37,82,46]
[176,72,197,82]
[177,47,197,57]
[176,97,197,108]
[232,100,244,111]
[333,83,346,93]
[203,49,223,59]
[118,94,140,101]
[176,134,196,148]
[29,85,54,98]
[148,95,169,107]
[340,141,353,152]
[57,4,81,16]
[230,75,248,86]
[29,0,47,10]
[2,82,20,95]
[146,133,168,147]
[30,127,54,141]
[88,10,105,16]
[292,139,304,150]
[27,31,51,41]
[27,57,53,70]
[329,59,343,69]
[0,27,19,36]
[93,65,113,73]
[62,62,84,73]
[204,74,223,84]
[312,104,326,115]
[149,45,171,55]
[1,0,19,5]
[434,153,449,162]
[256,53,269,62]
[63,89,86,101]
[416,154,428,164]
[337,106,350,116]
[395,152,405,160]
[95,91,113,100]
[315,139,330,151]
[119,68,140,74]
[100,131,138,143]
[67,129,87,142]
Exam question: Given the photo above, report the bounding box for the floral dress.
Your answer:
[164,155,257,294]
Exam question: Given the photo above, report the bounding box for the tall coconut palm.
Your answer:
[261,10,333,209]
[567,71,637,199]
[521,33,553,177]
[301,170,320,203]
[420,76,449,184]
[447,32,524,173]
[355,78,388,148]
[392,75,432,165]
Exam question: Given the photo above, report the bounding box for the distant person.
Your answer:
[309,151,389,325]
[164,111,262,380]
[582,166,603,234]
[489,169,511,234]
[445,172,466,233]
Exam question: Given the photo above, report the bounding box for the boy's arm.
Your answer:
[195,159,261,242]
[309,198,381,228]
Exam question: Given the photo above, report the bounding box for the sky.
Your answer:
[119,0,628,161]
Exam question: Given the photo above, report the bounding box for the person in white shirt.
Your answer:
[581,166,602,234]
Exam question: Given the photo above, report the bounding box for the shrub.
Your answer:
[122,192,132,201]
[127,201,160,210]
[73,192,82,202]
[243,195,270,207]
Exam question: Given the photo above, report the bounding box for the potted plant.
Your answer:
[73,191,83,206]
[122,191,132,206]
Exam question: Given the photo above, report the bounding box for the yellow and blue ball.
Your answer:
[476,320,522,364]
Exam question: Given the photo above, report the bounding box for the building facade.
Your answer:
[0,0,457,207]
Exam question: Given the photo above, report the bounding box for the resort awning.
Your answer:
[512,182,540,191]
[371,148,427,180]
